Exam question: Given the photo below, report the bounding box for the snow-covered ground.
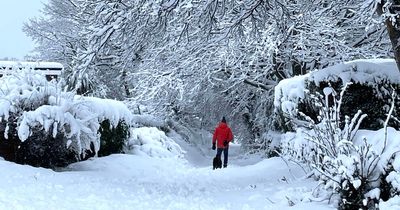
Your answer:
[0,68,332,209]
[0,138,334,210]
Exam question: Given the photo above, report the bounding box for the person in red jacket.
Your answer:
[212,117,233,168]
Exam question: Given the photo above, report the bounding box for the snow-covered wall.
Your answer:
[0,61,63,77]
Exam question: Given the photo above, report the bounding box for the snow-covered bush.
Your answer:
[125,127,184,158]
[0,69,133,168]
[281,84,400,209]
[274,59,400,132]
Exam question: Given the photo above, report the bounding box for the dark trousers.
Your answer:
[216,147,229,167]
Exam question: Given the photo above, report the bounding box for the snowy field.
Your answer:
[0,141,334,210]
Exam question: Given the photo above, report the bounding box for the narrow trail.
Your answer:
[171,128,264,168]
[157,130,335,210]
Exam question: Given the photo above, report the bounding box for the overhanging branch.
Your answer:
[222,68,276,91]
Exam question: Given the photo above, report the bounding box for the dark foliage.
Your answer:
[0,115,20,162]
[0,113,79,169]
[340,83,387,129]
[339,179,369,210]
[15,126,78,168]
[272,111,295,132]
[97,120,129,157]
[338,167,397,210]
[380,162,399,202]
[298,80,400,131]
[0,117,131,169]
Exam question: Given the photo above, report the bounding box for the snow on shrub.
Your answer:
[279,82,400,209]
[283,125,400,209]
[79,96,133,127]
[274,59,400,117]
[0,69,133,167]
[274,59,400,131]
[16,92,132,156]
[125,127,184,158]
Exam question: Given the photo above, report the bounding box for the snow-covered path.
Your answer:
[0,145,335,210]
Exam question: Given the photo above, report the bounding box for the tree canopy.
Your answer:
[24,0,393,140]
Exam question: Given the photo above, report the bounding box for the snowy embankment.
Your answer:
[0,153,333,210]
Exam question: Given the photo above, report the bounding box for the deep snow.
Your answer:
[0,138,334,210]
[0,66,335,209]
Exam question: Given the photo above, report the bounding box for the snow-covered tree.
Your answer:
[370,0,400,71]
[25,0,392,148]
[23,0,87,72]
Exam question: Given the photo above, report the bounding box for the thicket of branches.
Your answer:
[24,0,393,145]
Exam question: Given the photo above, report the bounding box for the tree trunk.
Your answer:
[379,1,400,71]
[385,18,400,71]
[121,68,131,97]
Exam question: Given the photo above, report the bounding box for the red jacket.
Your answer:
[212,122,233,148]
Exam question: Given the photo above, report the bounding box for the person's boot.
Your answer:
[223,165,227,168]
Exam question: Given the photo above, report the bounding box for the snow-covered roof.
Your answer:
[274,59,400,116]
[0,61,64,69]
[0,61,63,76]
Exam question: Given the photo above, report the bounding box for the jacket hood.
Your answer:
[218,122,228,129]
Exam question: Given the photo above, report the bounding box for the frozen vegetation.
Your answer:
[6,0,400,209]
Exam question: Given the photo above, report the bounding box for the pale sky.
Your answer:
[0,0,47,60]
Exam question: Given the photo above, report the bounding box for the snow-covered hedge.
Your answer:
[274,59,400,116]
[274,59,400,131]
[17,96,133,153]
[0,69,133,167]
